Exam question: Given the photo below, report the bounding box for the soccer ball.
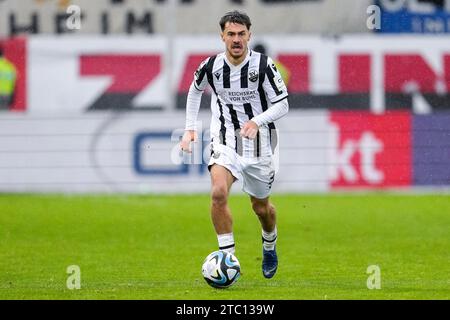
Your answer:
[201,250,241,288]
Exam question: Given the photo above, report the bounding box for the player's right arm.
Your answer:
[181,58,210,153]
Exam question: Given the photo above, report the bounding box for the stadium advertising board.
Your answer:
[412,113,450,185]
[0,37,27,111]
[0,111,330,193]
[28,36,168,112]
[376,0,450,33]
[0,0,370,36]
[0,110,448,193]
[21,36,450,114]
[0,36,448,192]
[329,112,412,189]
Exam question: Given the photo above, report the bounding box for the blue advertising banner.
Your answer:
[413,113,450,185]
[376,0,450,33]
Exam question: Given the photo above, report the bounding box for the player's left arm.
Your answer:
[240,57,289,139]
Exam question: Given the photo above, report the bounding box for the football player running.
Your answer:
[181,11,289,279]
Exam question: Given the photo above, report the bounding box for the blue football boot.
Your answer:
[262,246,278,279]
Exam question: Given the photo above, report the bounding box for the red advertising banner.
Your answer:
[80,54,161,110]
[2,37,27,111]
[329,111,412,188]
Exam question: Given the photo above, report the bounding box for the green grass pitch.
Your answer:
[0,193,449,299]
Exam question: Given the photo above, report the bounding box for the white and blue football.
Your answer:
[201,250,241,288]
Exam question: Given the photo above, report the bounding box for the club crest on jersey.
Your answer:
[249,70,259,82]
[214,72,221,80]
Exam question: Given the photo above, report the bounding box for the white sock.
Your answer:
[262,226,277,251]
[217,232,235,254]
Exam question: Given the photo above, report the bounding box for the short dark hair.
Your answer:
[219,10,251,31]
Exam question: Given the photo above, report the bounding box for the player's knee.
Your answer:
[268,203,276,216]
[211,185,228,207]
[252,200,270,218]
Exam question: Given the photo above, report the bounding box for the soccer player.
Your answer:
[180,11,289,279]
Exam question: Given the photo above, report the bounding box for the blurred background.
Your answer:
[0,0,449,194]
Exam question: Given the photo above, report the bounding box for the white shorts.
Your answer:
[208,144,276,199]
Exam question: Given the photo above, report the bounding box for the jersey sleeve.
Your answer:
[192,57,210,91]
[263,57,289,104]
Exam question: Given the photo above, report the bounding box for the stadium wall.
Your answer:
[0,35,448,193]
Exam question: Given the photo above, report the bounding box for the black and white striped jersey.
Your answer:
[192,50,288,158]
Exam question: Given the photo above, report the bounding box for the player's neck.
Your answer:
[225,48,248,66]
